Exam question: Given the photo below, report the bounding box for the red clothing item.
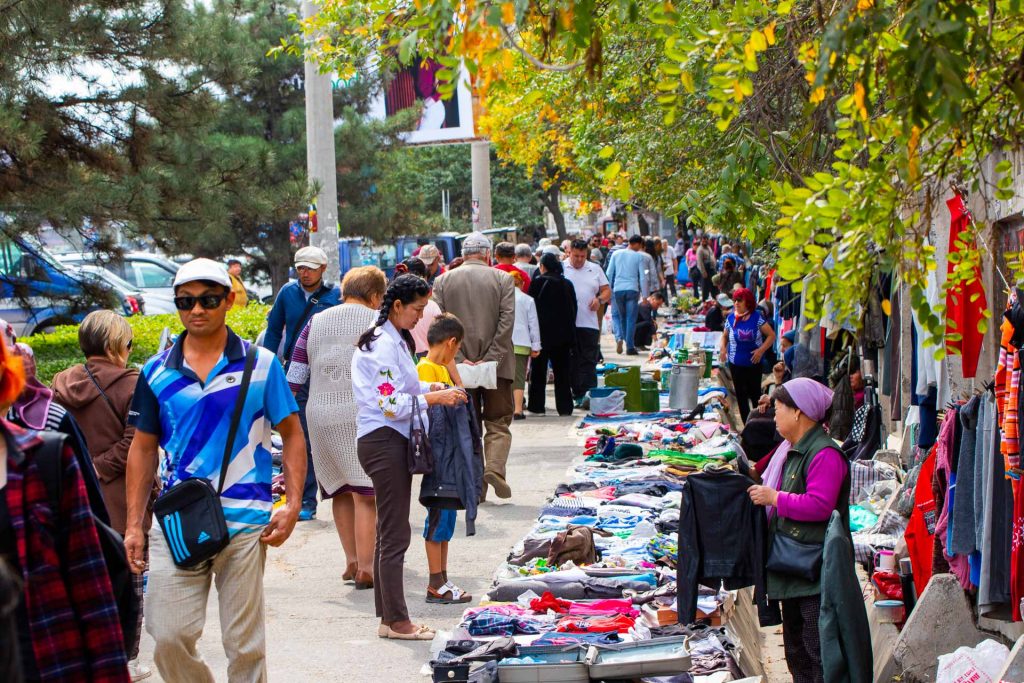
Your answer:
[530,591,572,614]
[493,263,531,293]
[1012,478,1024,621]
[555,614,636,633]
[944,194,987,378]
[904,448,937,597]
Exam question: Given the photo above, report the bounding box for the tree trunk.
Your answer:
[638,213,650,237]
[261,221,294,297]
[540,184,567,240]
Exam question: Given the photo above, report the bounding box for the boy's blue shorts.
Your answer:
[423,508,457,542]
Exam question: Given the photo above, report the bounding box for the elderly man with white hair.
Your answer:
[432,232,517,500]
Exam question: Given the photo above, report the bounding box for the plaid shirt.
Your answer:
[4,420,129,682]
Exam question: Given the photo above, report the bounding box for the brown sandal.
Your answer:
[426,581,472,604]
[354,570,374,590]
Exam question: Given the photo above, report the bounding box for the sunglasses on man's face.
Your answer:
[173,293,227,311]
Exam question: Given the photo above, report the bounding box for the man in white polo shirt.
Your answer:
[564,238,611,408]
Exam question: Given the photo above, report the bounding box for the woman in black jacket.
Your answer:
[527,253,578,416]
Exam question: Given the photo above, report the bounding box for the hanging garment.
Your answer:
[979,391,1013,616]
[419,401,484,536]
[944,194,987,378]
[1012,479,1024,621]
[949,395,981,556]
[676,469,766,623]
[904,449,937,596]
[932,410,971,589]
[819,511,873,683]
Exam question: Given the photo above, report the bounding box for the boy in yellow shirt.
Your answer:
[416,313,472,604]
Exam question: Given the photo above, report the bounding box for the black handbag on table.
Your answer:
[153,345,257,568]
[766,530,824,582]
[407,395,433,475]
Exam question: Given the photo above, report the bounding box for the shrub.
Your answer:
[25,304,271,384]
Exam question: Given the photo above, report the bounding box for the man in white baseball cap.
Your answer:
[262,245,342,521]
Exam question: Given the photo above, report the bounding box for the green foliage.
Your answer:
[26,305,271,384]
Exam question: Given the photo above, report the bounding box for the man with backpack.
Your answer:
[124,258,305,683]
[262,246,341,521]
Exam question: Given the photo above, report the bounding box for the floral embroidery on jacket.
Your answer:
[376,367,400,417]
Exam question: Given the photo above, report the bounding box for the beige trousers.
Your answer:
[146,528,268,683]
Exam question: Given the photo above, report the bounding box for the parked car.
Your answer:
[67,264,177,316]
[0,233,107,336]
[58,251,180,299]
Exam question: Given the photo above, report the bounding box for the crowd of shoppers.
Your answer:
[4,225,787,683]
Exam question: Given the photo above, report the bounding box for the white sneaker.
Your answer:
[128,660,153,681]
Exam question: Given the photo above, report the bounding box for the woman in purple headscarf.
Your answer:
[747,377,850,683]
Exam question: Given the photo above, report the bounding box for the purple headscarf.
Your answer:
[781,377,834,422]
[761,378,834,518]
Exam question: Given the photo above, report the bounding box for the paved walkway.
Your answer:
[137,327,788,681]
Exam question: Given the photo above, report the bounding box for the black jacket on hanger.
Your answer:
[677,469,766,623]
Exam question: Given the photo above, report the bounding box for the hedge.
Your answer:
[25,304,271,384]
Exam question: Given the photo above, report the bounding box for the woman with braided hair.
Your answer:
[352,274,468,640]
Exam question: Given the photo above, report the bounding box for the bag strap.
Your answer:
[84,363,125,428]
[283,283,330,362]
[218,345,257,495]
[36,432,69,518]
[410,394,424,435]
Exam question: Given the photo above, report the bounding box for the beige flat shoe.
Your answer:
[381,624,435,640]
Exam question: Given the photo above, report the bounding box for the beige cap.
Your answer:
[295,246,328,269]
[418,244,441,266]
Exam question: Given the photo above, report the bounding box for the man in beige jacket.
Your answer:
[432,232,517,499]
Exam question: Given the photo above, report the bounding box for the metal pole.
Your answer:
[302,0,341,284]
[471,140,492,230]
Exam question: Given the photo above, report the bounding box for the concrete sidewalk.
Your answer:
[137,411,581,682]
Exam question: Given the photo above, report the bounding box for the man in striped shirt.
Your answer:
[123,258,304,682]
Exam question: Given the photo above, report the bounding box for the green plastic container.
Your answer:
[604,366,642,412]
[640,380,660,412]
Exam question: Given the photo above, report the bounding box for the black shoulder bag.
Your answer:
[153,345,257,568]
[283,283,330,364]
[407,395,433,475]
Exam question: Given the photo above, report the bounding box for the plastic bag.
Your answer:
[936,639,1009,683]
[457,361,497,389]
[589,390,626,415]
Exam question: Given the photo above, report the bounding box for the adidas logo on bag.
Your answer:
[197,531,211,544]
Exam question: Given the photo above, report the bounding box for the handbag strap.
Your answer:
[218,344,257,494]
[84,363,125,428]
[409,394,424,435]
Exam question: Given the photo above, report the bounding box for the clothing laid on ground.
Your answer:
[288,303,378,497]
[130,329,299,538]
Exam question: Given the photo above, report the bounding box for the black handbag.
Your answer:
[407,395,433,475]
[766,530,824,582]
[153,345,257,568]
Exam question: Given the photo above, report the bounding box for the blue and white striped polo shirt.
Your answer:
[129,328,299,537]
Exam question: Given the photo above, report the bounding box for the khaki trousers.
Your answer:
[468,378,514,479]
[147,528,268,683]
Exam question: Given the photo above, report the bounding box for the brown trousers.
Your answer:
[468,378,514,480]
[357,426,412,624]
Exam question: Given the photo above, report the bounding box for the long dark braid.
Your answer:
[357,274,430,351]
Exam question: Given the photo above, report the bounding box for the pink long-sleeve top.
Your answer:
[774,446,846,522]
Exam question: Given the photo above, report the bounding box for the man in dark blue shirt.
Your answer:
[261,246,342,520]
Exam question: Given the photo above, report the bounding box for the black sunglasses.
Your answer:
[173,293,228,311]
